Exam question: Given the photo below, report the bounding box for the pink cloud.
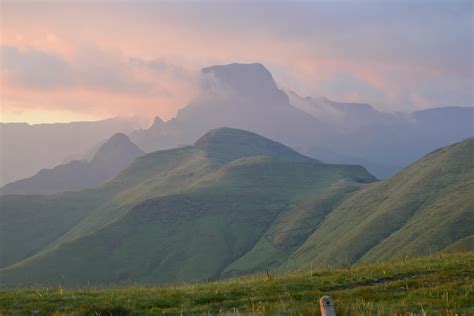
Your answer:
[1,1,471,123]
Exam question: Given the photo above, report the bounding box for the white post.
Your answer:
[320,295,336,316]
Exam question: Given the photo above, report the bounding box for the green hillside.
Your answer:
[0,128,374,287]
[1,252,472,315]
[286,137,474,268]
[1,131,472,288]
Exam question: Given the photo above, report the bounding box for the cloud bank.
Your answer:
[1,0,472,123]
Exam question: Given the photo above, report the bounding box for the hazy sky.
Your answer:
[1,0,472,123]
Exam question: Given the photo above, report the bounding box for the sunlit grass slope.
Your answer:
[0,252,472,315]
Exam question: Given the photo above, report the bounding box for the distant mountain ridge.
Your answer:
[2,63,471,182]
[130,63,326,152]
[0,117,143,186]
[0,133,144,195]
[130,63,473,178]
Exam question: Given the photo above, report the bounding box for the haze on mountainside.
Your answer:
[130,63,474,178]
[0,129,472,286]
[0,133,144,195]
[0,117,143,186]
[2,63,471,188]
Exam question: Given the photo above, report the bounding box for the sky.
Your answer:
[1,0,473,124]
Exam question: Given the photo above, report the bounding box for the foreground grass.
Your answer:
[0,252,472,315]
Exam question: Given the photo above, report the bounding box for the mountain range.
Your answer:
[0,133,144,195]
[129,63,474,179]
[0,128,472,287]
[290,92,474,178]
[0,117,143,186]
[130,63,325,153]
[1,63,472,187]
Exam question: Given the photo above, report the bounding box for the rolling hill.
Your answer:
[0,133,144,195]
[0,128,374,286]
[0,130,472,288]
[285,137,474,268]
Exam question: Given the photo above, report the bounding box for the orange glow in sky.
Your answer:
[1,1,472,124]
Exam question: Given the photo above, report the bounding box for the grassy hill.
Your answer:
[1,252,472,315]
[285,137,474,268]
[0,128,374,286]
[0,130,472,288]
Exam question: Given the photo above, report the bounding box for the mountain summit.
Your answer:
[89,132,144,172]
[131,63,322,152]
[0,117,143,187]
[0,133,144,195]
[201,63,288,105]
[130,62,473,179]
[194,127,316,163]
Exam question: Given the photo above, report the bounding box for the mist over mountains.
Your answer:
[289,93,474,177]
[0,133,144,195]
[1,2,473,312]
[0,117,143,186]
[130,63,474,178]
[130,63,325,153]
[1,59,472,285]
[1,63,472,187]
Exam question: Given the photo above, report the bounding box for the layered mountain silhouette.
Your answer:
[131,63,473,178]
[289,92,474,178]
[0,117,143,186]
[0,128,374,285]
[0,133,144,195]
[0,128,472,287]
[2,63,471,182]
[130,63,326,152]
